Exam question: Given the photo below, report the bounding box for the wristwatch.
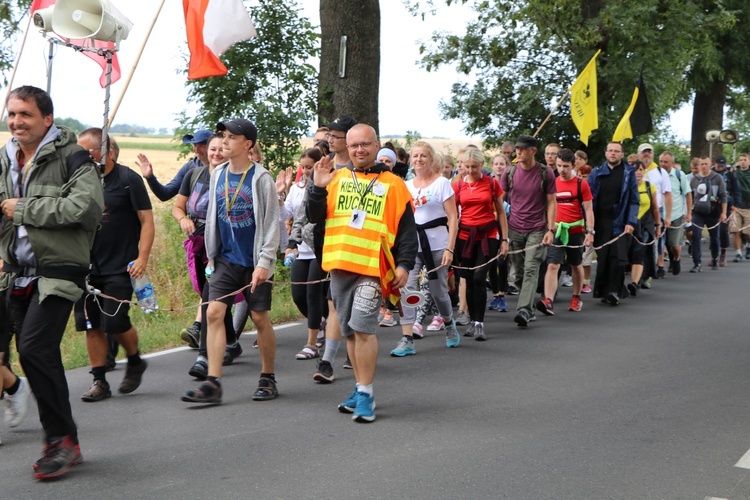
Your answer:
[586,229,595,235]
[502,238,510,243]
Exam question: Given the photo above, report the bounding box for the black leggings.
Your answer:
[489,254,509,295]
[456,238,500,323]
[290,258,329,330]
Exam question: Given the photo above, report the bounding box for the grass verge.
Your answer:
[9,206,300,372]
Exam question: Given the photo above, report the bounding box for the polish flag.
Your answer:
[30,0,121,87]
[183,0,257,80]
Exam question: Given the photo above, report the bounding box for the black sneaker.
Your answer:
[188,358,208,380]
[118,360,148,394]
[252,377,278,401]
[34,436,77,480]
[605,292,620,306]
[180,324,200,349]
[313,360,334,383]
[655,267,666,279]
[223,342,243,366]
[711,259,719,270]
[672,259,681,276]
[626,282,639,297]
[507,284,520,296]
[181,380,222,404]
[514,310,530,327]
[689,263,701,273]
[342,356,353,369]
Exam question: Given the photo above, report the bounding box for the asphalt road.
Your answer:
[3,249,750,499]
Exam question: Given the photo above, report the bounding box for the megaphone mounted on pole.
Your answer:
[33,0,132,46]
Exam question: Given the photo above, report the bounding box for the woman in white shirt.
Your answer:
[390,141,460,357]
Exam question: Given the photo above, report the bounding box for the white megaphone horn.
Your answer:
[47,0,132,43]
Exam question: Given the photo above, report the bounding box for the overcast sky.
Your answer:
[3,0,691,141]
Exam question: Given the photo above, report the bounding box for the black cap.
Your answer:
[716,155,728,167]
[325,115,357,132]
[515,135,538,149]
[216,119,257,144]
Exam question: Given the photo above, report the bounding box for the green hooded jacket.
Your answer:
[0,125,104,302]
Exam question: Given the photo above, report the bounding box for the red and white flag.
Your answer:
[30,0,121,87]
[183,0,257,80]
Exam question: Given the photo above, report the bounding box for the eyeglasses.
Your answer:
[88,147,101,153]
[606,149,622,153]
[347,142,375,150]
[326,133,345,141]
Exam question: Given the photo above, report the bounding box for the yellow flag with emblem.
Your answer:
[569,49,601,146]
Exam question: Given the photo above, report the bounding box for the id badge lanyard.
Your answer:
[349,169,380,229]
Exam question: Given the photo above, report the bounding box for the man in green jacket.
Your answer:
[0,86,104,480]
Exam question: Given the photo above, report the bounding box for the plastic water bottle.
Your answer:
[284,252,297,267]
[129,262,158,313]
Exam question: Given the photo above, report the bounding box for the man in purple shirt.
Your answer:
[500,135,557,327]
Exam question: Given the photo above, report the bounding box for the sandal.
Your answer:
[181,381,222,404]
[295,345,319,360]
[252,377,278,401]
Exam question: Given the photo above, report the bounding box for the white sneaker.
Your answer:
[4,376,30,428]
[560,273,573,287]
[426,316,445,331]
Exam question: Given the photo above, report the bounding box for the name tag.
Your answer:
[349,209,366,229]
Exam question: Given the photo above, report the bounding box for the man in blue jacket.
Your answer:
[586,141,639,305]
[135,129,211,201]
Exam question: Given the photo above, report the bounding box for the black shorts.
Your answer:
[546,233,584,266]
[208,257,272,311]
[74,273,133,334]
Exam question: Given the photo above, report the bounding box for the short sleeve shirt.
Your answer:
[179,166,211,223]
[408,176,454,252]
[555,177,592,233]
[454,175,502,240]
[500,163,556,233]
[95,164,152,275]
[646,165,671,208]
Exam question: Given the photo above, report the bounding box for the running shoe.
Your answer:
[496,296,508,312]
[390,337,415,357]
[338,387,358,413]
[474,323,486,341]
[180,323,200,349]
[560,273,573,287]
[463,322,476,337]
[4,376,30,426]
[313,360,334,383]
[353,391,376,423]
[569,295,582,312]
[379,310,398,327]
[223,342,243,365]
[454,310,470,326]
[581,283,592,294]
[536,297,554,316]
[33,435,78,480]
[445,319,460,348]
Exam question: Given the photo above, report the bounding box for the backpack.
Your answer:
[506,162,550,196]
[454,173,497,206]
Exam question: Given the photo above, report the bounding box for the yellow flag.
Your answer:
[612,73,653,142]
[569,49,601,146]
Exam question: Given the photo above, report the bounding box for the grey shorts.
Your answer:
[666,216,685,247]
[330,269,382,337]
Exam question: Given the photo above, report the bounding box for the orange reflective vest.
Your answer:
[322,168,413,277]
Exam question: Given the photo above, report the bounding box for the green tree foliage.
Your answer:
[0,1,32,85]
[56,116,90,133]
[178,0,319,172]
[407,0,736,161]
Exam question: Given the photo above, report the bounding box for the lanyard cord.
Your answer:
[224,164,251,215]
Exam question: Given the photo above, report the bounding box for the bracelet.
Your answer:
[178,215,188,223]
[445,248,454,253]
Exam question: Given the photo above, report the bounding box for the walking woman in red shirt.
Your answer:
[453,148,509,340]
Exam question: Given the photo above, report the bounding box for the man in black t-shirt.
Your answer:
[74,128,154,402]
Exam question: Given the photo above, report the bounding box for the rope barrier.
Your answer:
[85,216,750,315]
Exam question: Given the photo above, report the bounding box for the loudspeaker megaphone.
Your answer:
[51,0,132,42]
[32,6,55,32]
[705,130,720,142]
[720,129,739,144]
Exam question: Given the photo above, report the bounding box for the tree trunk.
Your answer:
[691,79,727,159]
[318,0,380,133]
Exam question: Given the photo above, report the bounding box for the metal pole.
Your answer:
[46,38,54,95]
[0,14,34,121]
[101,52,113,174]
